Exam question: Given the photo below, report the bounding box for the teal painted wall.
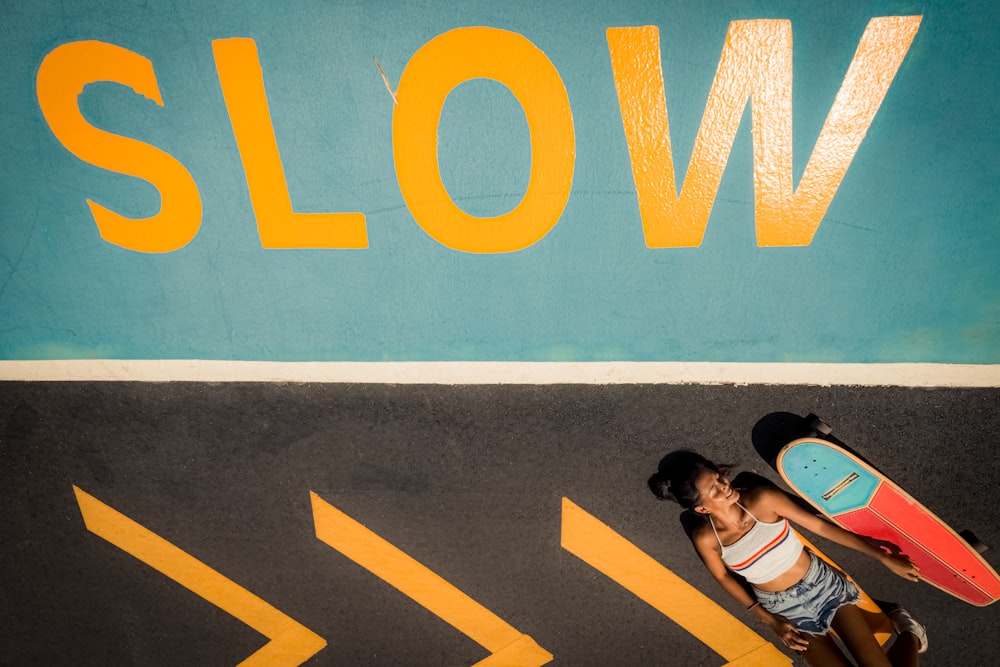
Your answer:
[2,0,997,362]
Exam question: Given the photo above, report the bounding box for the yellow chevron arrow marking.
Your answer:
[73,486,326,666]
[560,498,791,666]
[310,492,552,667]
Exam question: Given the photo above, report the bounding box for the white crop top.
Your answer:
[711,503,804,585]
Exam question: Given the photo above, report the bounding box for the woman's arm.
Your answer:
[692,526,811,652]
[759,487,921,581]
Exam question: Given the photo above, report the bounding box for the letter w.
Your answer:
[607,17,921,247]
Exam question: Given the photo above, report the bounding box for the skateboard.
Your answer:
[777,417,1000,607]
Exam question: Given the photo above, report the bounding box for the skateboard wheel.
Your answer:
[960,529,988,554]
[806,414,833,436]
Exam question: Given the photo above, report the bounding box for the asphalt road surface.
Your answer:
[2,382,998,665]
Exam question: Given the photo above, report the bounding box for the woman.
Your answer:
[649,451,927,667]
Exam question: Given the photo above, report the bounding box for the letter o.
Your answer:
[392,27,575,253]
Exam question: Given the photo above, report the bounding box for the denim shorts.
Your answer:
[753,551,860,635]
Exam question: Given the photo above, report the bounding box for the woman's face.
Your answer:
[693,469,739,514]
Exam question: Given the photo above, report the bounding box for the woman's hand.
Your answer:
[766,613,811,652]
[881,552,921,581]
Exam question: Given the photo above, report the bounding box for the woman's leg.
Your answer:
[884,605,925,666]
[799,634,854,667]
[829,604,892,667]
[886,633,920,667]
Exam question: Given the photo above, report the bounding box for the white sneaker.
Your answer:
[889,606,928,654]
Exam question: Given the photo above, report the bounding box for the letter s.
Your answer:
[37,40,201,253]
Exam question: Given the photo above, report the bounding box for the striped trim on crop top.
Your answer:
[710,502,804,584]
[726,519,793,572]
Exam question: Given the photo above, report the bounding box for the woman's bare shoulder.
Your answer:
[690,516,718,550]
[739,485,786,519]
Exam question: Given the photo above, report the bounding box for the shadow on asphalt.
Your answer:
[751,412,884,474]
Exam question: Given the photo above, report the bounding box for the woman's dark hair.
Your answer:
[648,450,733,510]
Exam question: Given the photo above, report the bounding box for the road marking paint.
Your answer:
[73,486,326,666]
[3,360,999,386]
[560,497,791,666]
[310,492,552,666]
